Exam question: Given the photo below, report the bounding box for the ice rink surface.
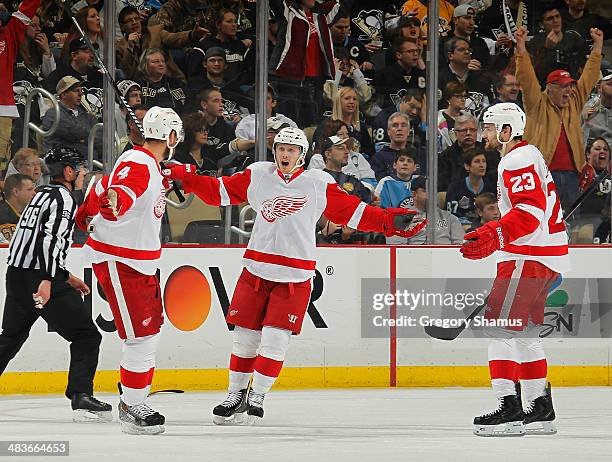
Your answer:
[1,388,612,462]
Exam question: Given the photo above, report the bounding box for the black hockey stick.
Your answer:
[564,169,610,221]
[423,296,488,341]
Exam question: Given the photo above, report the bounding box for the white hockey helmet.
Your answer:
[482,102,526,140]
[272,127,310,174]
[143,106,185,148]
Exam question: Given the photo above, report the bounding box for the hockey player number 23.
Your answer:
[510,172,536,193]
[546,181,565,234]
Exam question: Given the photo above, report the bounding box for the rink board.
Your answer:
[0,245,611,393]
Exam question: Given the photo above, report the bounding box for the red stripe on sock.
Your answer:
[254,355,284,378]
[489,359,520,381]
[120,367,150,389]
[146,367,155,385]
[520,359,547,380]
[230,354,256,373]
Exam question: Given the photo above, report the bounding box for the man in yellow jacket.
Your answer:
[514,26,603,212]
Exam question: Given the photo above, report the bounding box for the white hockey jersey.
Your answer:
[181,162,392,282]
[496,141,570,274]
[83,146,166,275]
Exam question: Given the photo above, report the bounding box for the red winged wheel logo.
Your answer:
[261,196,308,223]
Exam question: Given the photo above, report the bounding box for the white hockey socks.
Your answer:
[488,338,519,398]
[120,333,160,406]
[228,326,261,392]
[251,326,291,395]
[516,337,547,402]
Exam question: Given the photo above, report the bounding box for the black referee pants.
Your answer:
[0,267,102,398]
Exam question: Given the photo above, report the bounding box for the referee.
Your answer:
[0,147,112,422]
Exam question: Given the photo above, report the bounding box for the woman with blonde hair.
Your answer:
[5,148,45,187]
[313,86,374,158]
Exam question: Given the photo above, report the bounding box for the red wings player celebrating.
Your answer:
[163,127,426,425]
[76,106,184,435]
[461,103,570,437]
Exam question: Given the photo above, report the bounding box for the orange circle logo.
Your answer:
[164,266,211,331]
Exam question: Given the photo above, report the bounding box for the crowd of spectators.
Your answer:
[0,0,610,244]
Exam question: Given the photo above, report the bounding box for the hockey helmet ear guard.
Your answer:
[272,127,310,175]
[482,103,526,145]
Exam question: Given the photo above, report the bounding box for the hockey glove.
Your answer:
[161,163,196,182]
[98,189,121,221]
[460,221,509,260]
[382,208,427,238]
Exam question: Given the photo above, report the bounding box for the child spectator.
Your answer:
[375,148,419,209]
[465,192,501,232]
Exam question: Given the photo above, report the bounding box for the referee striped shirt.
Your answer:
[8,184,76,280]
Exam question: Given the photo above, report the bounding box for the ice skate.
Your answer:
[71,393,113,423]
[244,390,265,425]
[118,400,165,435]
[212,389,248,425]
[523,382,557,435]
[473,394,525,437]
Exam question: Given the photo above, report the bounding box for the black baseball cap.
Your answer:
[69,38,90,54]
[205,47,226,61]
[410,175,427,191]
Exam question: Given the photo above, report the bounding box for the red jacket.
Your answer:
[269,0,339,80]
[0,0,40,117]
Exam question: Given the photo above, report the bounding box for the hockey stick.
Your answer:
[423,296,488,341]
[564,169,610,221]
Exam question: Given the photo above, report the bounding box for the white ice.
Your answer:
[1,388,612,462]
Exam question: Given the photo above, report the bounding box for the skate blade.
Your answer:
[212,412,247,426]
[120,421,165,435]
[73,409,113,423]
[244,413,262,426]
[525,421,557,435]
[474,421,525,437]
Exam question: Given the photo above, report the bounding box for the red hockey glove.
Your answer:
[382,208,428,238]
[75,203,91,231]
[98,189,121,221]
[460,221,509,260]
[161,163,196,182]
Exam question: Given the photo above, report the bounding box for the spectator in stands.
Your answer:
[444,147,496,226]
[0,0,39,174]
[137,48,187,112]
[61,7,103,61]
[561,0,611,42]
[174,112,218,176]
[438,114,478,191]
[41,76,99,159]
[202,0,257,44]
[442,4,490,68]
[371,112,424,181]
[234,85,296,141]
[116,5,202,82]
[405,175,465,245]
[187,8,254,85]
[321,135,371,203]
[308,119,376,190]
[0,173,36,242]
[115,80,141,139]
[325,47,373,113]
[526,6,589,86]
[372,88,425,147]
[197,88,254,170]
[491,72,522,108]
[329,6,373,73]
[38,0,73,46]
[269,0,338,127]
[400,0,455,39]
[118,104,148,152]
[148,0,209,33]
[438,81,468,152]
[185,47,248,115]
[5,147,43,187]
[373,37,426,110]
[12,12,57,153]
[515,26,603,212]
[479,0,536,52]
[375,148,419,209]
[45,37,104,118]
[583,71,612,146]
[577,137,611,220]
[313,87,374,158]
[466,192,501,232]
[384,15,424,67]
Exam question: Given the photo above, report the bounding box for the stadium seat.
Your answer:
[166,190,221,242]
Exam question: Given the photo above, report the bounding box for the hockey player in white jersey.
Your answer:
[461,103,570,436]
[162,127,426,425]
[76,106,184,435]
